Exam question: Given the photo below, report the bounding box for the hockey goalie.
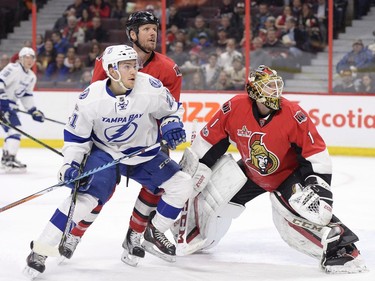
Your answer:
[172,65,367,274]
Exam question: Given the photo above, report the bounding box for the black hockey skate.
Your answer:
[121,228,145,266]
[142,211,176,262]
[59,233,81,259]
[321,226,367,273]
[1,152,27,173]
[23,251,47,280]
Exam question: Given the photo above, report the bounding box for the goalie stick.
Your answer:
[176,119,207,255]
[0,142,162,213]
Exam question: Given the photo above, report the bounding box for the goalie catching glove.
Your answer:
[288,175,333,225]
[58,161,94,191]
[160,116,186,150]
[27,107,45,122]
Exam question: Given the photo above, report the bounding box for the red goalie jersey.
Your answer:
[192,94,332,192]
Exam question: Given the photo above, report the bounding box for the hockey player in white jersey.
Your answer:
[24,44,193,278]
[0,47,45,171]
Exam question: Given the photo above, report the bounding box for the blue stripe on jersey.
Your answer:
[156,198,182,219]
[49,208,74,232]
[64,129,91,143]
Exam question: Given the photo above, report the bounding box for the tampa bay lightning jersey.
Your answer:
[0,62,37,110]
[63,72,184,165]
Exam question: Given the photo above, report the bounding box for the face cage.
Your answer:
[249,77,284,110]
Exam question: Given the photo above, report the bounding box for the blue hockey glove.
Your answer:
[0,98,12,123]
[161,121,186,150]
[58,162,94,191]
[28,107,45,122]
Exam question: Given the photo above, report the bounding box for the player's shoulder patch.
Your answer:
[149,77,162,88]
[79,87,90,99]
[221,100,232,114]
[173,64,182,77]
[294,110,307,124]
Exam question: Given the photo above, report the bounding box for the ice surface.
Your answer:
[0,149,374,281]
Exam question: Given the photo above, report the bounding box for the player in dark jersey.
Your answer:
[177,65,367,274]
[63,11,183,266]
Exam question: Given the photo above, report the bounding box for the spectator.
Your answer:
[225,54,246,90]
[187,15,214,46]
[201,52,222,90]
[110,0,126,20]
[356,73,375,93]
[64,46,77,69]
[217,14,240,42]
[89,0,111,18]
[262,29,290,68]
[214,26,229,52]
[301,3,325,53]
[313,0,328,43]
[291,0,303,26]
[232,1,245,27]
[43,52,70,82]
[174,29,191,50]
[280,16,306,58]
[336,39,374,74]
[67,56,85,83]
[36,39,56,74]
[180,50,202,89]
[212,69,235,90]
[254,2,272,32]
[217,38,242,71]
[190,32,213,56]
[186,70,206,90]
[78,69,92,88]
[168,41,189,67]
[53,7,76,32]
[0,54,10,71]
[217,0,236,24]
[275,5,293,33]
[36,34,44,56]
[51,31,69,54]
[85,42,101,67]
[61,15,85,47]
[257,16,279,43]
[167,5,185,29]
[250,36,272,70]
[85,16,107,43]
[65,0,87,19]
[77,8,93,32]
[333,69,356,93]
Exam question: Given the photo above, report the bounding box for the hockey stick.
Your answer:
[0,118,63,157]
[16,109,66,125]
[58,154,88,257]
[0,142,162,213]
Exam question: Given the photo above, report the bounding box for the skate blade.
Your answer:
[0,166,27,174]
[120,250,140,267]
[23,266,41,280]
[322,258,369,274]
[142,240,176,263]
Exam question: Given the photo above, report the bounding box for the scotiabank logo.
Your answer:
[309,108,375,129]
[181,101,221,122]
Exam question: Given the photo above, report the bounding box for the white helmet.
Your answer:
[19,47,35,58]
[102,45,138,75]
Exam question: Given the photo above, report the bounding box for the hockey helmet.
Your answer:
[19,47,35,58]
[125,11,159,42]
[246,65,284,110]
[102,44,138,75]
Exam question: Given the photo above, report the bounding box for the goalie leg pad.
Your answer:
[180,147,212,193]
[174,154,247,254]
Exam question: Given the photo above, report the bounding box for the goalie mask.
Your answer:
[246,65,284,110]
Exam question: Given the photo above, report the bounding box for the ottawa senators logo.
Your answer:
[245,132,279,175]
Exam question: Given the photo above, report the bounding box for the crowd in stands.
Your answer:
[1,0,375,93]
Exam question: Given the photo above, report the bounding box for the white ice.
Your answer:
[0,149,374,281]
